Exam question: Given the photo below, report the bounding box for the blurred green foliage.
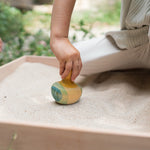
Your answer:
[0,1,121,66]
[23,10,51,33]
[0,2,53,66]
[71,20,95,42]
[72,0,121,25]
[27,30,53,56]
[0,2,24,42]
[0,30,53,66]
[97,0,121,24]
[0,34,25,65]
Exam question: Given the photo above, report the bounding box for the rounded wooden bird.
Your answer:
[51,72,82,104]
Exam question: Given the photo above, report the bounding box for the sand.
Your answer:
[0,62,150,133]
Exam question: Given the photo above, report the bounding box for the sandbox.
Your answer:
[0,56,150,150]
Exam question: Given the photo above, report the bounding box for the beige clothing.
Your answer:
[106,0,150,50]
[73,0,150,75]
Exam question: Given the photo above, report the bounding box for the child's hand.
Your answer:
[50,37,82,81]
[0,38,2,52]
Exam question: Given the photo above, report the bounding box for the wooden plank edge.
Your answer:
[25,55,59,68]
[0,120,150,150]
[0,120,150,139]
[0,56,26,81]
[0,55,59,82]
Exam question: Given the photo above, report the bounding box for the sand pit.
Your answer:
[0,62,150,133]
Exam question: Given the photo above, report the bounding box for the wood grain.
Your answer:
[0,55,150,149]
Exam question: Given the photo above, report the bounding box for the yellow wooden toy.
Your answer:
[51,71,82,104]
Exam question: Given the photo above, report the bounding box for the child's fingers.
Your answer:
[78,58,82,74]
[61,60,72,79]
[59,61,65,75]
[71,59,80,81]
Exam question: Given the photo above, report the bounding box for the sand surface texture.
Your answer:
[0,62,150,132]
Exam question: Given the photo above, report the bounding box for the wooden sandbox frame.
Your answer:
[0,55,150,150]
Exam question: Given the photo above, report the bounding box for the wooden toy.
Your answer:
[51,71,82,104]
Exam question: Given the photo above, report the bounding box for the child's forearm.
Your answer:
[50,0,76,41]
[50,0,82,81]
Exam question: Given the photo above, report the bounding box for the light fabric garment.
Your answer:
[74,0,150,75]
[107,0,150,50]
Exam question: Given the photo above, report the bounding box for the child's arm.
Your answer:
[50,0,82,81]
